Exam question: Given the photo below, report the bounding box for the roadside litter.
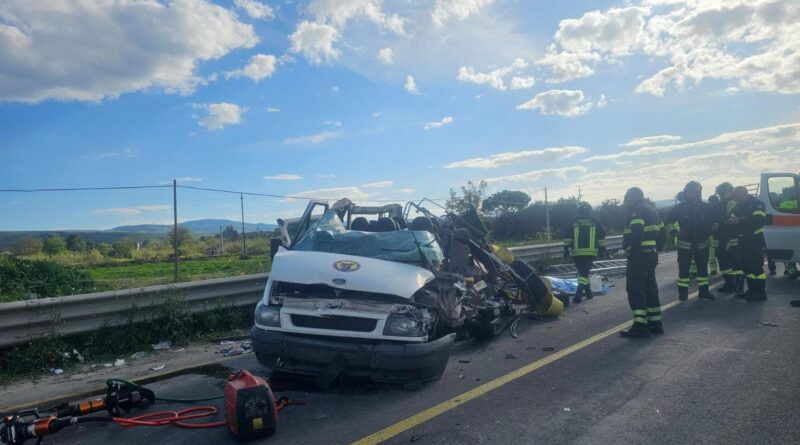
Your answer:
[219,340,253,357]
[151,340,171,350]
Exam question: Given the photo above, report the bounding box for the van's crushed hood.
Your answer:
[269,248,435,299]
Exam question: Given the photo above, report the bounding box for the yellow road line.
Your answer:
[353,283,717,445]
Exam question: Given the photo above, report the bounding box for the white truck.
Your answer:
[251,199,560,384]
[759,172,800,262]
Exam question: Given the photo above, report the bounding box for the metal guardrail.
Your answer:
[0,236,623,348]
[508,235,623,264]
[0,274,269,349]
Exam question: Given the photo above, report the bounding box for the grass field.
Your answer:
[85,255,272,290]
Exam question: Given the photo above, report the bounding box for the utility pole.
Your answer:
[173,179,178,282]
[240,194,247,255]
[578,187,582,203]
[544,187,551,241]
[219,225,224,255]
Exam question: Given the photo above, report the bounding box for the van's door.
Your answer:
[761,173,800,262]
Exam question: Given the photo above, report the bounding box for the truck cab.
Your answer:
[760,173,800,262]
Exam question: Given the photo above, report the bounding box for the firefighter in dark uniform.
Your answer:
[729,186,767,301]
[665,181,715,301]
[620,187,666,338]
[707,194,720,275]
[714,182,741,295]
[563,202,607,304]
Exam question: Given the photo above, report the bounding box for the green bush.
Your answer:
[0,256,100,301]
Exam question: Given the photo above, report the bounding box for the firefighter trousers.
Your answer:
[573,256,595,297]
[740,237,766,295]
[626,252,660,325]
[677,247,709,294]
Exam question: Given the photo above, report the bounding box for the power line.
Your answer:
[0,183,449,203]
[0,185,171,192]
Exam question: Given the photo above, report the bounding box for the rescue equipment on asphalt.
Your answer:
[0,371,288,445]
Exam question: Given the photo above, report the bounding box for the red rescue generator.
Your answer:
[224,370,277,441]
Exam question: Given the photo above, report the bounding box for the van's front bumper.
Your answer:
[251,327,454,383]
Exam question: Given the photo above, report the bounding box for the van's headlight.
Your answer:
[255,302,281,327]
[383,314,424,337]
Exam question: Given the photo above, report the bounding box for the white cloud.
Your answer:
[457,66,511,91]
[194,103,246,130]
[484,166,588,184]
[92,204,171,216]
[432,0,497,27]
[307,0,405,35]
[456,58,529,91]
[323,120,342,127]
[266,107,280,112]
[618,134,682,147]
[586,122,800,162]
[289,21,340,65]
[398,188,416,194]
[444,146,588,169]
[361,181,394,189]
[554,7,649,57]
[516,89,594,117]
[233,0,274,20]
[405,75,420,94]
[224,54,277,81]
[331,85,340,92]
[535,50,597,84]
[318,174,337,178]
[0,0,257,103]
[377,47,395,65]
[424,116,454,130]
[539,1,800,95]
[596,94,608,108]
[510,76,536,90]
[264,174,303,180]
[284,131,342,145]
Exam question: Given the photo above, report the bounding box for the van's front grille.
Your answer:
[290,314,378,332]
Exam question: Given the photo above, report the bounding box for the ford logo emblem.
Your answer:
[332,278,347,285]
[333,260,360,272]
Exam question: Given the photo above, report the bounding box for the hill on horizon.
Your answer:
[112,219,277,235]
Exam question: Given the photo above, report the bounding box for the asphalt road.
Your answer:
[43,254,800,445]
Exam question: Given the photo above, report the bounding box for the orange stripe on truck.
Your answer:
[771,214,800,226]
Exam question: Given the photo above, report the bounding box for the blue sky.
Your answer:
[1,0,799,230]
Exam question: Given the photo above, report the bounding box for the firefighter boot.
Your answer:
[745,279,766,302]
[699,286,714,300]
[620,322,651,338]
[678,287,689,301]
[572,285,584,304]
[648,320,664,334]
[735,276,747,299]
[717,275,735,293]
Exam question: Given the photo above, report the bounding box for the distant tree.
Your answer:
[97,243,113,256]
[112,238,135,258]
[13,237,43,257]
[169,227,194,255]
[223,225,240,241]
[66,235,87,253]
[42,235,67,256]
[446,180,488,215]
[483,190,531,215]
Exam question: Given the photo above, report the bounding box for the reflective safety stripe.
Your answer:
[643,224,662,232]
[751,273,766,280]
[633,309,647,315]
[577,277,590,285]
[754,228,764,235]
[633,317,648,324]
[573,248,598,256]
[752,210,766,217]
[648,315,662,321]
[721,269,733,274]
[727,239,738,247]
[646,307,661,312]
[677,277,690,288]
[675,239,692,249]
[630,218,645,226]
[731,270,743,275]
[623,228,632,234]
[598,239,607,247]
[641,240,657,246]
[697,278,709,285]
